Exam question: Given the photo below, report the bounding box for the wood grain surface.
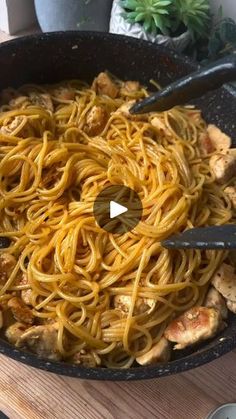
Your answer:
[0,351,236,419]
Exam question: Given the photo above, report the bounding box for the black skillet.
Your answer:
[0,32,236,381]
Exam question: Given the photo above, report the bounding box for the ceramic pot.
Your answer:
[34,0,113,32]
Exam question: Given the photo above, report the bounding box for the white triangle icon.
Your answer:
[110,201,128,219]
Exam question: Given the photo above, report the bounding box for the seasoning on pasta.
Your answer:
[0,72,235,368]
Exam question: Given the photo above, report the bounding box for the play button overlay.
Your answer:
[110,201,128,219]
[94,185,143,234]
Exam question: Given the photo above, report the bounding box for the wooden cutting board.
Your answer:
[0,351,236,419]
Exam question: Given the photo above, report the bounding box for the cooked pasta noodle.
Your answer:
[0,74,235,368]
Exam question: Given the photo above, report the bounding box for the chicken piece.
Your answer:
[20,274,32,306]
[92,72,119,98]
[224,186,236,209]
[8,297,34,325]
[120,81,140,95]
[116,100,135,116]
[207,124,231,152]
[5,322,29,345]
[212,263,236,302]
[0,253,16,284]
[52,87,75,101]
[16,323,62,361]
[115,100,148,121]
[85,105,107,136]
[209,153,236,184]
[198,132,215,155]
[164,307,222,350]
[29,92,53,112]
[204,287,228,320]
[9,96,28,109]
[113,294,156,316]
[72,349,97,367]
[0,116,25,136]
[151,117,171,135]
[136,337,171,366]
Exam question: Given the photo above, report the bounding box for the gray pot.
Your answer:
[34,0,113,32]
[109,0,192,52]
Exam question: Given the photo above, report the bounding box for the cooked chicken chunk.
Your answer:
[226,299,236,314]
[92,72,119,99]
[116,100,135,116]
[0,116,25,136]
[198,132,215,155]
[207,124,231,152]
[20,274,32,306]
[8,297,34,325]
[120,81,140,95]
[164,307,222,350]
[204,287,228,320]
[209,153,236,184]
[16,323,61,361]
[52,87,75,101]
[212,263,236,302]
[151,116,171,135]
[0,253,16,284]
[136,337,171,366]
[113,294,156,315]
[5,322,29,344]
[224,186,236,209]
[9,96,28,109]
[115,100,148,121]
[85,105,107,136]
[72,349,97,367]
[29,92,53,112]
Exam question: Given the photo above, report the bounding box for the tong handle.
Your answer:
[130,54,236,114]
[162,225,236,250]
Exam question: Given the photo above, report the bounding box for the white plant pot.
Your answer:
[109,0,192,52]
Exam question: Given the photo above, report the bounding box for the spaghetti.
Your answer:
[0,74,235,368]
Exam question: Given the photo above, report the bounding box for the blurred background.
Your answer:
[0,0,236,62]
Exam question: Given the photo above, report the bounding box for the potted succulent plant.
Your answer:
[110,0,210,52]
[34,0,113,32]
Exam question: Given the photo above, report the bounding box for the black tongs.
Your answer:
[130,54,236,114]
[162,225,236,250]
[131,55,236,250]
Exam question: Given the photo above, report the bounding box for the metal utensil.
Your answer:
[206,403,236,419]
[130,54,236,114]
[162,225,236,250]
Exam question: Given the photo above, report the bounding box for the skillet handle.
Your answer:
[130,54,236,114]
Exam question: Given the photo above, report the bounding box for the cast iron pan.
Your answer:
[0,32,236,381]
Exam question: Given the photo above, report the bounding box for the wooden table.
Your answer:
[0,351,236,419]
[0,28,236,419]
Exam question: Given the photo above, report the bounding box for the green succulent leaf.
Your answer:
[120,0,210,38]
[135,12,146,22]
[173,0,210,37]
[121,0,173,35]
